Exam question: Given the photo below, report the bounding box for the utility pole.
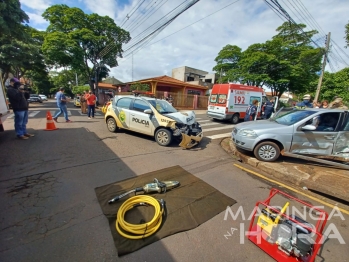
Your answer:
[132,52,134,82]
[314,32,331,103]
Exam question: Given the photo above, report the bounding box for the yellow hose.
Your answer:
[116,195,164,239]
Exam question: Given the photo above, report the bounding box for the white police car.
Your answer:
[105,93,203,148]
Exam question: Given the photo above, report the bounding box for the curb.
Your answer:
[220,138,349,203]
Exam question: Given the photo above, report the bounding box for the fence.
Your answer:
[155,91,208,109]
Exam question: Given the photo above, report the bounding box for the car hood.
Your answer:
[163,111,196,125]
[235,120,290,132]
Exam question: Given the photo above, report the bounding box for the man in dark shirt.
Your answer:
[7,78,34,139]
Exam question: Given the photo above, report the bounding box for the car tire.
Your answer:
[107,118,118,132]
[253,141,280,162]
[155,128,172,146]
[231,113,239,124]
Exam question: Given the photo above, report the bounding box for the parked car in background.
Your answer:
[28,94,43,103]
[39,94,48,101]
[232,108,349,162]
[74,96,81,107]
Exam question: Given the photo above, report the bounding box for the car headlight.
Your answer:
[238,129,258,138]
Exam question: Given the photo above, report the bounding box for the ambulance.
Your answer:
[207,83,272,124]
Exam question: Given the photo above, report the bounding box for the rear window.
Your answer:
[210,94,226,104]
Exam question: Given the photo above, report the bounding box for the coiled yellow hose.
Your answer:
[116,195,164,239]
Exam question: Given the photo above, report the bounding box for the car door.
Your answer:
[114,97,132,129]
[129,99,153,135]
[290,112,341,155]
[333,111,349,156]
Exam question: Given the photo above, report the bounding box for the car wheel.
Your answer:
[155,128,172,146]
[231,113,239,124]
[253,141,280,162]
[107,118,118,132]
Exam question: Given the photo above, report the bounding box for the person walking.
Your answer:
[244,99,259,122]
[6,78,34,139]
[86,91,96,119]
[53,87,72,123]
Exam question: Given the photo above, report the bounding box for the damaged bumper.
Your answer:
[179,132,204,149]
[172,122,203,149]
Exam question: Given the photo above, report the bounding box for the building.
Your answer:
[172,66,217,93]
[118,75,209,109]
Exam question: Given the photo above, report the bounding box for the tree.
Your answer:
[212,22,322,97]
[317,68,349,103]
[0,0,30,80]
[130,82,150,91]
[212,45,242,83]
[42,5,131,91]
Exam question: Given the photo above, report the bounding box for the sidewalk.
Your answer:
[220,138,349,203]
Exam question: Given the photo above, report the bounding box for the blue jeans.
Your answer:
[14,110,28,136]
[54,104,69,121]
[88,105,95,117]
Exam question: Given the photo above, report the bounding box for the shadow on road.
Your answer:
[0,127,176,262]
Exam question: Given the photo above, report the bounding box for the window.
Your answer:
[133,99,150,112]
[210,94,218,103]
[187,76,194,81]
[116,98,132,109]
[187,90,201,95]
[218,94,227,104]
[273,110,316,126]
[314,112,340,132]
[249,96,261,104]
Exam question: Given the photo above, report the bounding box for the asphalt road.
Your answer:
[0,100,348,262]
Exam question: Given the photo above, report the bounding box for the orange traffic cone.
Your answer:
[44,111,58,131]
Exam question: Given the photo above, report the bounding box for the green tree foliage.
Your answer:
[42,5,131,90]
[0,0,29,80]
[130,82,150,91]
[212,22,322,97]
[72,85,90,95]
[0,0,29,39]
[317,68,349,103]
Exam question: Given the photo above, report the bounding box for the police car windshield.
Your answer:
[148,99,177,114]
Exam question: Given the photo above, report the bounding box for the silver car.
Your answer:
[231,109,349,162]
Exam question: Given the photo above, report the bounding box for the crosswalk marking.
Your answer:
[200,122,227,127]
[206,133,232,140]
[203,125,234,132]
[51,110,72,116]
[28,111,40,117]
[198,120,210,122]
[78,111,101,116]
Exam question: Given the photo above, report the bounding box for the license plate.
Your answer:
[209,106,214,109]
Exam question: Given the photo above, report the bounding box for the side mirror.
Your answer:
[302,125,316,131]
[144,109,153,114]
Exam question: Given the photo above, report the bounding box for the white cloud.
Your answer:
[26,12,48,26]
[22,0,349,83]
[107,0,349,83]
[21,0,52,12]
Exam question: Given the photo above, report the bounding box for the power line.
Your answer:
[120,0,147,27]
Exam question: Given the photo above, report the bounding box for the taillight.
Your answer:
[226,107,228,113]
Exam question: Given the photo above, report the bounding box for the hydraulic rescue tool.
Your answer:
[108,178,180,204]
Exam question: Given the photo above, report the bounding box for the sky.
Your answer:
[20,0,349,83]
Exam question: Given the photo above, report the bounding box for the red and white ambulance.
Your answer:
[207,83,269,124]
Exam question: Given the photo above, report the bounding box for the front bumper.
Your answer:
[231,131,258,151]
[179,132,203,149]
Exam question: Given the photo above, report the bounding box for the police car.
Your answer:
[104,93,203,148]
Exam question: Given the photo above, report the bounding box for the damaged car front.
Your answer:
[148,99,203,149]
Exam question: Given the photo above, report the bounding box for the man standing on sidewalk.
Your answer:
[7,78,34,139]
[86,91,96,119]
[53,87,72,123]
